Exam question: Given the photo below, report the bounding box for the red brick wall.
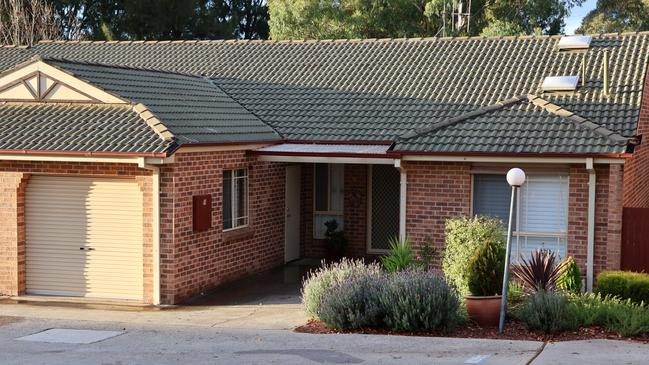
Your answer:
[568,164,624,278]
[403,161,472,267]
[400,161,623,277]
[623,67,649,207]
[158,150,285,304]
[0,161,153,300]
[300,163,370,259]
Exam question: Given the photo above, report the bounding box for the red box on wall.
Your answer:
[193,194,212,232]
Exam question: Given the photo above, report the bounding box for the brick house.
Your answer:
[0,33,647,305]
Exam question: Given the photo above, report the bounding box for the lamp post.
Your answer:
[499,168,526,334]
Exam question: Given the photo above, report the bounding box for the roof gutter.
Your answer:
[400,153,628,164]
[0,149,168,158]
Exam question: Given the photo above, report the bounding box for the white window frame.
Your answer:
[313,164,344,239]
[223,168,249,232]
[513,175,569,260]
[471,173,569,260]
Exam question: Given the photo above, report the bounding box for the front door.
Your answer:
[285,165,301,262]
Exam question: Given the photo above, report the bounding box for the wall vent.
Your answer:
[541,76,579,92]
[557,35,592,50]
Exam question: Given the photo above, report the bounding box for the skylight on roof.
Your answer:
[557,35,592,50]
[542,76,579,92]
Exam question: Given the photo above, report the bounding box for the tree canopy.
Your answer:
[576,0,649,34]
[267,0,586,40]
[2,0,634,45]
[52,0,269,41]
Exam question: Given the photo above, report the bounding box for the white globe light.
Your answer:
[506,168,526,187]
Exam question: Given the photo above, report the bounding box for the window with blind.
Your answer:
[473,174,568,260]
[314,163,344,239]
[223,169,248,230]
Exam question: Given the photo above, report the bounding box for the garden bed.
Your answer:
[295,319,649,343]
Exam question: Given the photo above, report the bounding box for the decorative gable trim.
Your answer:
[0,58,127,104]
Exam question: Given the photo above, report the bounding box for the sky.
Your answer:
[564,0,597,34]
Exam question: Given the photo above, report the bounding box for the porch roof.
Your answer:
[253,143,395,164]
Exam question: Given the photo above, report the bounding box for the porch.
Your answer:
[254,143,405,260]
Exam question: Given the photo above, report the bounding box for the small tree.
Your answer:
[0,0,62,46]
[442,216,505,296]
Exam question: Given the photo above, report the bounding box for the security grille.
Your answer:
[369,165,400,251]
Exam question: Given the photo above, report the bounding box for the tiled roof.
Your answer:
[49,60,281,144]
[395,95,630,154]
[0,102,171,154]
[0,33,647,155]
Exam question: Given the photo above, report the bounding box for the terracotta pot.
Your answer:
[465,295,502,327]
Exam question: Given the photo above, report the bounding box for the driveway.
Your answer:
[0,261,316,330]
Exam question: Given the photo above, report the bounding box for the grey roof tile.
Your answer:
[0,33,647,154]
[48,60,281,145]
[0,102,170,153]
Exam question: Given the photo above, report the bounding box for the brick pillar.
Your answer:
[344,164,368,258]
[606,164,624,270]
[567,166,588,275]
[0,172,27,296]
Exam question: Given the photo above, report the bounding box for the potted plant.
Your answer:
[465,239,506,327]
[324,219,347,260]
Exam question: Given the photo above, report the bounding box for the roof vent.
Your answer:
[541,76,579,92]
[557,35,592,50]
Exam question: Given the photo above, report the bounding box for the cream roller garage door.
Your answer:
[26,176,144,300]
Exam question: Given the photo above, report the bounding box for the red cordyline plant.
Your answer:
[512,249,568,293]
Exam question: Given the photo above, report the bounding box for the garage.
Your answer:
[25,176,144,301]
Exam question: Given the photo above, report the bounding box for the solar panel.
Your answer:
[541,76,579,92]
[557,35,592,50]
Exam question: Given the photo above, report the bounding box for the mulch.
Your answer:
[295,319,649,343]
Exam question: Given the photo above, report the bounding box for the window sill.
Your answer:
[222,226,254,242]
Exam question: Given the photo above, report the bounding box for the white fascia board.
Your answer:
[0,154,143,164]
[401,155,625,165]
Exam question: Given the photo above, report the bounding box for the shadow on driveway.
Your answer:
[183,260,319,306]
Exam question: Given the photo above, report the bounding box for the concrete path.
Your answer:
[0,316,541,365]
[2,303,649,364]
[531,339,649,365]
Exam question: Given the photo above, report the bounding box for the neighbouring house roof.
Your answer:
[0,102,171,154]
[0,33,648,156]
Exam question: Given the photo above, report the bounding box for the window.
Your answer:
[223,169,248,230]
[314,163,344,239]
[473,174,569,260]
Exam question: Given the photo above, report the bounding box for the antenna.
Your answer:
[451,0,472,33]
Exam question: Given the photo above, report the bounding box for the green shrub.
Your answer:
[317,274,383,330]
[566,293,649,336]
[442,216,505,296]
[557,257,582,294]
[302,258,382,318]
[378,269,463,332]
[466,239,505,296]
[516,290,569,334]
[597,271,649,305]
[507,281,526,307]
[381,237,418,273]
